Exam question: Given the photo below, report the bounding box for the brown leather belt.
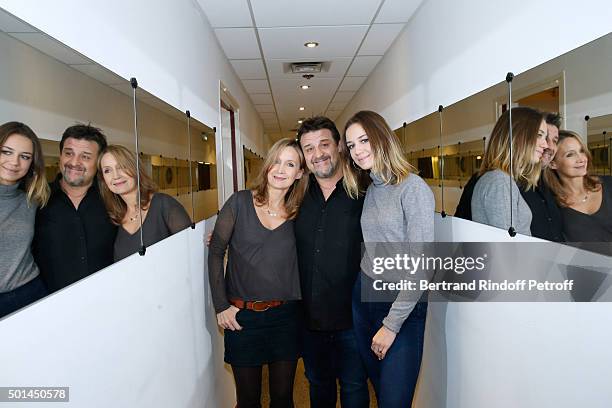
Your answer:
[230,299,285,312]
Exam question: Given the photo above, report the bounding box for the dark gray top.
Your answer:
[114,193,191,261]
[0,183,39,292]
[208,190,301,313]
[561,176,612,242]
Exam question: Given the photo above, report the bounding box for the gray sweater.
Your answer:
[0,183,40,292]
[471,170,532,236]
[361,172,435,333]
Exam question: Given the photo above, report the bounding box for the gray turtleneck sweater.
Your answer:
[0,183,40,292]
[360,172,435,333]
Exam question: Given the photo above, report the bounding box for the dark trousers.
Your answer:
[352,278,427,408]
[0,276,48,319]
[302,326,370,408]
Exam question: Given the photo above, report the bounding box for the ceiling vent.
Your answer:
[290,62,322,74]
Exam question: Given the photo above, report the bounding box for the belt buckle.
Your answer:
[251,301,270,312]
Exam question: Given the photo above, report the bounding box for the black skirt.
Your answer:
[224,301,301,366]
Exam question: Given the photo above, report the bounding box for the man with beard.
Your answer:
[295,116,369,407]
[33,124,116,292]
[519,112,564,241]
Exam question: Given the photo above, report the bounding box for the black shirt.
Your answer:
[295,175,364,331]
[454,174,480,220]
[560,176,612,242]
[33,176,117,292]
[519,178,564,242]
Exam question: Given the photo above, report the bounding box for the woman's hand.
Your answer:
[217,306,242,331]
[371,325,397,360]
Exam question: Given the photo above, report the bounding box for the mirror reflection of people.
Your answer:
[544,131,612,241]
[98,145,191,261]
[33,125,116,293]
[208,139,307,408]
[455,111,560,237]
[0,122,50,318]
[343,110,434,407]
[471,107,548,235]
[519,112,564,241]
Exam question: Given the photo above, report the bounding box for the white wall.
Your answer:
[0,0,268,204]
[415,214,612,408]
[0,219,236,408]
[337,0,612,131]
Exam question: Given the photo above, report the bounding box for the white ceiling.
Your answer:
[198,0,424,139]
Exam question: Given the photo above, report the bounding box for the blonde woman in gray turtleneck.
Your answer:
[342,111,434,408]
[0,122,50,319]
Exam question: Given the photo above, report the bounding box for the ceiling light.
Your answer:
[298,120,303,124]
[299,85,310,90]
[304,41,319,48]
[476,155,482,160]
[299,107,305,111]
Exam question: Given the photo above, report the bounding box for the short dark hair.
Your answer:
[545,112,562,129]
[60,124,107,154]
[296,116,340,144]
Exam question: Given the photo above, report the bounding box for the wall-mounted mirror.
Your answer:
[396,31,612,244]
[0,10,219,314]
[243,146,263,189]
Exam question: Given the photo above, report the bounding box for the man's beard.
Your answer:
[62,166,88,187]
[311,156,338,178]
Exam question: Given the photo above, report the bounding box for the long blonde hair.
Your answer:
[479,107,545,190]
[0,122,50,207]
[341,110,414,199]
[97,145,158,225]
[544,130,602,207]
[252,138,308,220]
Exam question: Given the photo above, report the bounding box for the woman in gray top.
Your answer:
[343,111,434,407]
[97,145,191,261]
[208,138,307,408]
[471,107,548,236]
[0,122,50,318]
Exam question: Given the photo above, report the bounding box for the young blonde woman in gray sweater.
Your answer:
[471,107,548,236]
[342,110,434,408]
[0,122,50,318]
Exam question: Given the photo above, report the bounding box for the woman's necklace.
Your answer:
[580,192,589,203]
[127,204,141,222]
[265,207,280,217]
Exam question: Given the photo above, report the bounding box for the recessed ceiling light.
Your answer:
[304,41,319,48]
[299,85,310,90]
[299,107,305,111]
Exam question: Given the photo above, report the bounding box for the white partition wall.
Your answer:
[415,214,612,408]
[0,218,235,408]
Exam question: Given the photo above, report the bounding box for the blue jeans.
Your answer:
[302,327,370,408]
[0,276,48,319]
[352,277,427,408]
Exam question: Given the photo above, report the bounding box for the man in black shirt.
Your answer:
[295,117,369,407]
[33,125,116,292]
[519,112,564,241]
